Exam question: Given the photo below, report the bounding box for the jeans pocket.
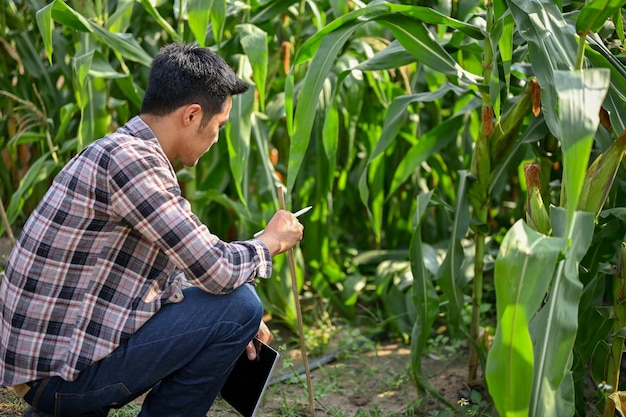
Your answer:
[54,382,132,416]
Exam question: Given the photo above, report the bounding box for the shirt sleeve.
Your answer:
[107,139,272,294]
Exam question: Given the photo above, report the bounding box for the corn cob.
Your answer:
[524,162,552,235]
[577,127,626,216]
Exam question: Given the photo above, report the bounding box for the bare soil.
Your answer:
[0,234,472,416]
[209,339,471,417]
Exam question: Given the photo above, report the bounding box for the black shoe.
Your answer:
[22,406,53,417]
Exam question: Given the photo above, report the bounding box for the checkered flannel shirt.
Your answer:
[0,116,272,385]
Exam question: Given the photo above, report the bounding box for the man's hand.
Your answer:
[256,210,304,256]
[246,320,273,360]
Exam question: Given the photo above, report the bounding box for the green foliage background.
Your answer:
[2,0,626,415]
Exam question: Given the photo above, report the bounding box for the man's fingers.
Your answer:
[246,340,257,361]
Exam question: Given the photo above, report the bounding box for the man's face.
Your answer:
[179,96,233,167]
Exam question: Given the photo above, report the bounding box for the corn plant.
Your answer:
[481,1,626,417]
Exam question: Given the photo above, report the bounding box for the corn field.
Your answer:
[2,0,626,415]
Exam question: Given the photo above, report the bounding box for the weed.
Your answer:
[457,390,494,417]
[426,334,467,361]
[109,403,141,417]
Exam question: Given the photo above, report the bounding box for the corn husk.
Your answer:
[577,128,626,216]
[524,163,551,235]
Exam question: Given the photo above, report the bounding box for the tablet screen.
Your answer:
[220,339,280,417]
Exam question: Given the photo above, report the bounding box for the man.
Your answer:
[0,43,304,417]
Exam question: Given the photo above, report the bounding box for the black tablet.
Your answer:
[220,338,280,417]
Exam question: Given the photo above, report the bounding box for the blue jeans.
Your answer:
[23,284,263,417]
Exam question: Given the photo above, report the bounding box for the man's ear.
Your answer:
[182,103,203,126]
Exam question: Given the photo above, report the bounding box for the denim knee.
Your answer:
[233,284,264,329]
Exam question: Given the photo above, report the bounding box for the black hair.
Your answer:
[140,43,249,125]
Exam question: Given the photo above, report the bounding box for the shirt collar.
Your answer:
[118,115,159,144]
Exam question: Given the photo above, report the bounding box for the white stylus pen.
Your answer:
[253,206,313,238]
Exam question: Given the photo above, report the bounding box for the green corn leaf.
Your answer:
[486,220,564,417]
[138,0,179,41]
[84,77,111,149]
[4,155,57,227]
[71,52,115,149]
[576,0,626,35]
[53,103,79,144]
[41,1,92,31]
[37,1,153,66]
[590,340,612,388]
[6,132,46,147]
[390,3,484,39]
[603,89,626,135]
[73,51,94,151]
[89,25,152,67]
[72,50,111,151]
[376,15,480,84]
[209,0,226,46]
[36,1,92,63]
[587,34,626,94]
[292,2,396,66]
[437,170,471,336]
[389,114,465,199]
[187,0,212,46]
[288,21,360,192]
[555,69,610,225]
[294,1,483,66]
[529,208,594,417]
[585,35,626,133]
[88,52,130,79]
[284,71,294,139]
[237,24,268,113]
[251,112,281,207]
[35,3,53,63]
[13,32,52,83]
[370,150,385,245]
[350,40,416,71]
[576,304,612,364]
[226,59,255,207]
[410,191,451,405]
[506,0,577,138]
[358,84,470,212]
[493,12,514,95]
[114,75,144,109]
[615,8,625,45]
[250,0,300,25]
[490,84,533,165]
[322,100,339,190]
[289,2,481,192]
[108,0,134,33]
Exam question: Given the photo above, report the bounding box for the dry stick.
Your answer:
[0,195,15,245]
[277,185,315,417]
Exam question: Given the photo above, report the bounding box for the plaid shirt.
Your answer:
[0,116,272,385]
